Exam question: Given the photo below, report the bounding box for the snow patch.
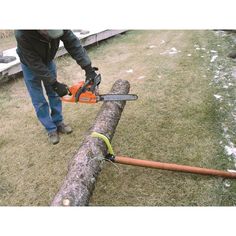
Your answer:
[214,94,222,100]
[225,145,236,157]
[148,45,156,49]
[223,180,231,188]
[160,40,165,44]
[232,68,236,78]
[137,76,146,80]
[126,69,133,73]
[160,47,180,55]
[210,55,218,62]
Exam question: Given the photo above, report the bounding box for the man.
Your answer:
[15,30,99,145]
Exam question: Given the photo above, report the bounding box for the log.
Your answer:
[51,79,130,206]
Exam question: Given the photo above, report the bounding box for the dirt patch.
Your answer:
[0,30,236,206]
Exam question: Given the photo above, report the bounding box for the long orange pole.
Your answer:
[115,156,236,179]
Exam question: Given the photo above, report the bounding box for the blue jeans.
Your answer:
[21,61,63,133]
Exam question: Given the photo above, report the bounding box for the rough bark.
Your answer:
[51,79,130,206]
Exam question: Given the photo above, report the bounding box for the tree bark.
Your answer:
[51,79,130,206]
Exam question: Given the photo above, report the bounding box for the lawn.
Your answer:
[0,30,236,206]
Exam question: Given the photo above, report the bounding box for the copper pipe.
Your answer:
[115,156,236,179]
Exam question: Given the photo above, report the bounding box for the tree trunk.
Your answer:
[51,79,130,206]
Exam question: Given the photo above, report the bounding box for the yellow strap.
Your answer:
[91,132,115,155]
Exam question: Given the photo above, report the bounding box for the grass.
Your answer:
[0,30,14,38]
[0,30,16,51]
[89,31,230,206]
[0,30,236,206]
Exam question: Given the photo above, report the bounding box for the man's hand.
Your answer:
[85,67,98,82]
[85,65,98,82]
[52,81,70,97]
[84,65,101,92]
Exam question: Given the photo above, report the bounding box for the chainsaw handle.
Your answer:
[61,81,84,103]
[74,79,91,102]
[61,81,97,104]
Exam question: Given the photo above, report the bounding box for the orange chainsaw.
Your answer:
[61,74,138,103]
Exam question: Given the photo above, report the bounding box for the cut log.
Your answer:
[51,79,131,206]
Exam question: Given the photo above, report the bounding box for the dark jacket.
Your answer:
[15,30,91,84]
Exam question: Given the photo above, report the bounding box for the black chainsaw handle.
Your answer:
[74,74,101,102]
[74,79,91,102]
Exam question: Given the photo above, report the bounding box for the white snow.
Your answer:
[160,40,165,44]
[227,169,236,173]
[223,180,231,188]
[137,76,146,80]
[214,94,222,100]
[210,55,218,62]
[148,45,156,49]
[225,145,236,157]
[232,68,236,78]
[126,69,133,73]
[160,47,180,55]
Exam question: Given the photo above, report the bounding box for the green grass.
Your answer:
[0,30,236,206]
[90,31,236,206]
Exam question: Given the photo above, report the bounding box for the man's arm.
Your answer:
[15,31,70,97]
[60,30,92,69]
[60,30,100,87]
[15,31,56,84]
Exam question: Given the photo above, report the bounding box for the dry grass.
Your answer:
[0,30,235,206]
[0,30,14,39]
[0,30,16,51]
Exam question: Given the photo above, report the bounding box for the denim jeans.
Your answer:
[21,61,63,133]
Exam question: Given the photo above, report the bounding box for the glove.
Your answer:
[85,65,100,82]
[84,64,101,92]
[51,81,69,97]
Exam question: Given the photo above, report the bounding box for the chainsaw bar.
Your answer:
[97,94,138,102]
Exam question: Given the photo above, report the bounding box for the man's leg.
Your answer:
[43,61,63,126]
[44,61,72,134]
[21,63,59,144]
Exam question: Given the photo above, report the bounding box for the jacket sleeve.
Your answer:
[60,30,91,69]
[15,31,56,84]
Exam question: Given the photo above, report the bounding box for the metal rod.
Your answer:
[115,156,236,179]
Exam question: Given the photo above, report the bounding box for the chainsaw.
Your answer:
[61,74,138,103]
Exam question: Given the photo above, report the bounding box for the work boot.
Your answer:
[48,131,60,145]
[57,122,73,134]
